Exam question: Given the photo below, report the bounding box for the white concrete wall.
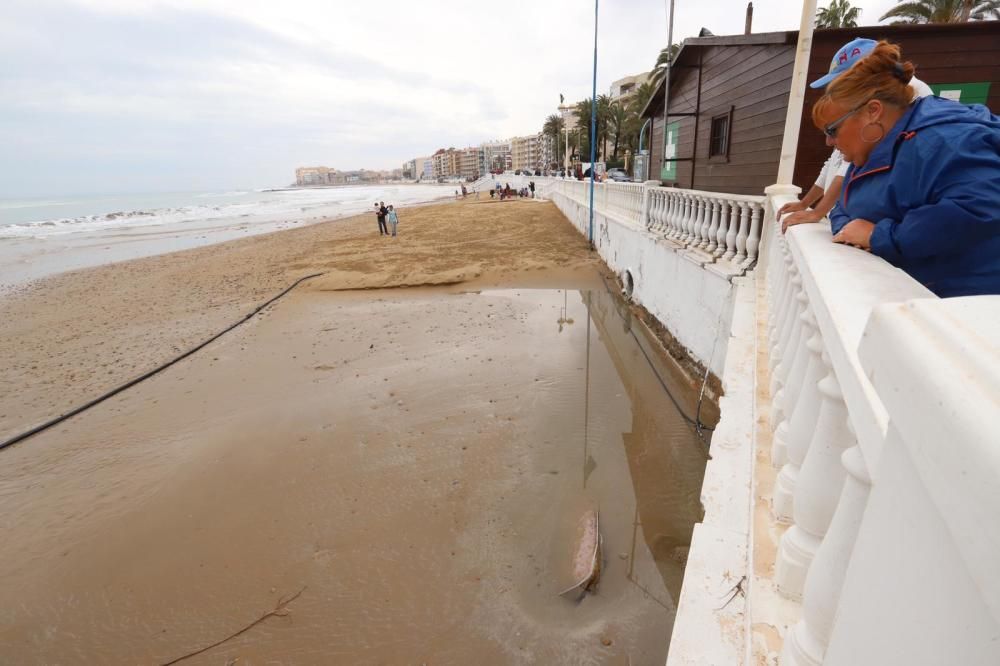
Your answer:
[544,185,735,377]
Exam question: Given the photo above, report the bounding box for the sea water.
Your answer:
[0,184,453,286]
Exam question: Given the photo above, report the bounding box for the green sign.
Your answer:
[660,120,679,181]
[929,82,991,106]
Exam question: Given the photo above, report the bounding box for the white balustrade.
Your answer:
[759,187,971,664]
[539,179,765,275]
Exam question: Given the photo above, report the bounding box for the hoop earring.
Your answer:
[861,122,885,144]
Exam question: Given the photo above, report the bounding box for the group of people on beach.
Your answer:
[489,181,535,200]
[777,37,1000,297]
[373,201,399,237]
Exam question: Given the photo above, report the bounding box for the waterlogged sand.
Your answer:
[0,197,713,664]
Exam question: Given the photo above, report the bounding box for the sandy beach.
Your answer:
[0,197,713,664]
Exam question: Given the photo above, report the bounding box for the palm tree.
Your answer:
[607,101,629,161]
[880,0,1000,23]
[543,113,565,166]
[574,97,614,161]
[817,0,862,27]
[632,81,656,116]
[650,43,681,87]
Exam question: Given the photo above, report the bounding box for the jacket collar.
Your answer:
[855,96,926,174]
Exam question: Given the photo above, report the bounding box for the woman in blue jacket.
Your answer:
[813,41,1000,297]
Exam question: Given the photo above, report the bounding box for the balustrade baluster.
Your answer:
[776,351,855,602]
[706,201,720,254]
[723,200,740,260]
[743,203,763,268]
[668,193,679,237]
[714,201,730,258]
[782,443,871,666]
[773,311,824,522]
[675,194,687,240]
[735,202,750,263]
[697,198,713,250]
[690,196,703,246]
[770,249,796,350]
[686,195,699,244]
[769,281,805,466]
[670,193,683,239]
[648,191,660,232]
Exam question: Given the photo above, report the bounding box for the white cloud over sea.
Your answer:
[1,0,901,196]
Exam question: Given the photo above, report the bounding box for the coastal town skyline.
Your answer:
[5,0,912,197]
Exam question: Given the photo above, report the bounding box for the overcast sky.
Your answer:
[2,0,903,196]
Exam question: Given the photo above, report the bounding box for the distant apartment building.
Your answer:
[295,166,338,186]
[609,71,651,104]
[432,149,460,179]
[402,159,416,180]
[558,102,579,131]
[413,156,432,181]
[539,133,555,169]
[481,140,512,173]
[459,146,483,181]
[512,133,549,172]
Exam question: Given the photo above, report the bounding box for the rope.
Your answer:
[0,273,325,452]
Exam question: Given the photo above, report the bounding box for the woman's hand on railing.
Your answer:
[832,218,875,251]
[781,209,824,234]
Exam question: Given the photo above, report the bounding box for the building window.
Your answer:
[709,107,733,159]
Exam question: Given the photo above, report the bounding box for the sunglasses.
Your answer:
[824,101,868,138]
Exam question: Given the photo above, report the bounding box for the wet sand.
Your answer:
[0,197,712,664]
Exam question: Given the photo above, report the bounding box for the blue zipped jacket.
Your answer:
[830,95,1000,297]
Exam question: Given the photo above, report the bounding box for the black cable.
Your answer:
[0,272,325,452]
[596,274,716,438]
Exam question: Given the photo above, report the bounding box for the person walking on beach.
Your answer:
[386,205,399,237]
[376,202,389,236]
[529,181,535,198]
[374,202,387,235]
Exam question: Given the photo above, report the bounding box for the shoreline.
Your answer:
[0,190,459,291]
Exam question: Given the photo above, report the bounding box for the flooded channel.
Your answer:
[0,284,711,664]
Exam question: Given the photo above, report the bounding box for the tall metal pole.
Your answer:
[659,0,675,183]
[588,0,599,247]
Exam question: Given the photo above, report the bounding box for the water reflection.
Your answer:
[572,284,708,606]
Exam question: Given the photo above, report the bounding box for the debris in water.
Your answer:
[559,509,601,597]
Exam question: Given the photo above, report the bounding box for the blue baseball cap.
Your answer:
[810,38,877,89]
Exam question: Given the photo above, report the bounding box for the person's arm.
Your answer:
[782,175,844,232]
[828,199,851,236]
[778,184,823,219]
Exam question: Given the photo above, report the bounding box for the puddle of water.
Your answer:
[0,285,708,664]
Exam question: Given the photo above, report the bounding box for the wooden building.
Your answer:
[641,21,1000,196]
